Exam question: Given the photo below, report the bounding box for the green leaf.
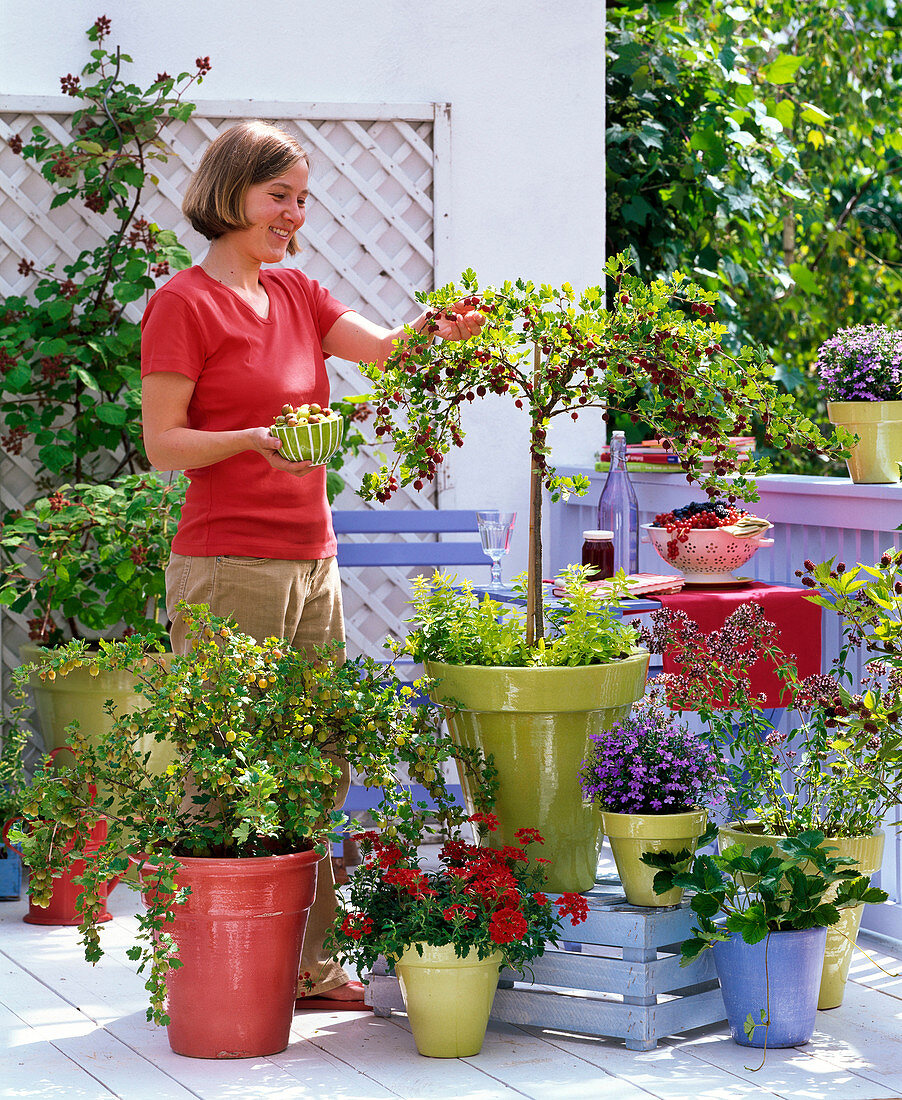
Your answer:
[789,263,819,294]
[95,404,128,426]
[4,362,31,390]
[38,442,73,473]
[46,299,73,321]
[762,54,807,85]
[113,282,147,304]
[73,366,99,389]
[115,561,136,583]
[774,99,795,129]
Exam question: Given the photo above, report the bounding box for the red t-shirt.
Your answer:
[140,266,352,558]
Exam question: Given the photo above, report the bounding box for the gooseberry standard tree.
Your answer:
[359,253,843,644]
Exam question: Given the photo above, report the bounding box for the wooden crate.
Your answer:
[364,880,726,1051]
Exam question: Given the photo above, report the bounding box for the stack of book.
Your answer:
[550,573,685,599]
[595,437,755,473]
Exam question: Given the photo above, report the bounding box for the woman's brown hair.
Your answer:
[182,120,309,254]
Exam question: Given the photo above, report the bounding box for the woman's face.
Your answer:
[229,159,309,264]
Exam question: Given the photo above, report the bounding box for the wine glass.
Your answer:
[476,511,516,591]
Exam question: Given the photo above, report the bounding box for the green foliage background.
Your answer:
[606,0,902,472]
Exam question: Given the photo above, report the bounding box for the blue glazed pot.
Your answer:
[0,843,22,900]
[712,927,827,1048]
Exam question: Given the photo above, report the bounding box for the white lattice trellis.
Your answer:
[0,97,452,740]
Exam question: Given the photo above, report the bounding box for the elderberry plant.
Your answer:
[0,16,206,481]
[359,254,846,642]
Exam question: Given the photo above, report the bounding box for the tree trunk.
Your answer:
[526,342,544,647]
[526,457,544,647]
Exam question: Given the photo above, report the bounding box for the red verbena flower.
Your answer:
[469,811,500,832]
[532,892,548,906]
[340,913,373,940]
[514,827,545,846]
[555,892,589,926]
[488,906,528,944]
[442,904,476,922]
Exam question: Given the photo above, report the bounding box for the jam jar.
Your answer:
[581,530,615,579]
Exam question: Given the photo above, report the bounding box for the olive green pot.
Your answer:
[601,808,708,907]
[718,822,886,1010]
[827,400,902,484]
[425,652,650,893]
[395,943,503,1058]
[20,644,174,770]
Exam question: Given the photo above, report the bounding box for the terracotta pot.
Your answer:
[827,400,902,483]
[140,849,320,1058]
[718,822,885,1009]
[601,808,708,906]
[395,943,502,1057]
[4,749,121,925]
[425,653,650,893]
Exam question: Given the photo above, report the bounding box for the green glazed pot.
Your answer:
[601,808,708,907]
[425,652,650,893]
[21,643,147,754]
[395,943,502,1058]
[718,822,886,1009]
[827,400,902,483]
[20,644,174,768]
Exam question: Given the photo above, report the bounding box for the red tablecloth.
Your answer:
[656,582,822,707]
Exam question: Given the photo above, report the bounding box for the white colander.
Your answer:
[642,523,774,584]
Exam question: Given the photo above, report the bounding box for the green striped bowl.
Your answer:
[270,417,344,464]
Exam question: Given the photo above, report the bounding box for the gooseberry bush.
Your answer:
[10,604,494,1023]
[359,254,844,642]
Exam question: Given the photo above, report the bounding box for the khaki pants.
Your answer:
[165,553,351,995]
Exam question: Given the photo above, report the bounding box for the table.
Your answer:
[470,583,663,618]
[650,581,822,706]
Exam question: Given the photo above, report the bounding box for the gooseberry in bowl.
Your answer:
[270,403,344,464]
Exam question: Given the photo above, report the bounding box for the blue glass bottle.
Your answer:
[596,431,638,575]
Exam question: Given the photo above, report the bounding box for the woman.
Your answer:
[141,120,483,1007]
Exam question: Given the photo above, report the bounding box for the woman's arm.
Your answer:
[322,305,484,366]
[141,371,312,476]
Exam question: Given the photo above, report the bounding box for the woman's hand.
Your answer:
[246,427,317,478]
[432,301,486,342]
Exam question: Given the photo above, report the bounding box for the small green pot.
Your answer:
[718,822,886,1009]
[601,808,708,907]
[827,400,902,483]
[395,943,503,1058]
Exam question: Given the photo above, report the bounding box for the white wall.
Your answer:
[2,0,606,577]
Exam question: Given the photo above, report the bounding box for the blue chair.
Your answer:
[332,508,487,570]
[330,508,485,861]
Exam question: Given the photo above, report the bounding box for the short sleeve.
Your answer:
[286,271,353,346]
[141,289,205,381]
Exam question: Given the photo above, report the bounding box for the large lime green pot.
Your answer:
[827,400,902,483]
[718,822,885,1010]
[601,808,708,907]
[22,643,147,754]
[395,943,502,1057]
[425,652,650,892]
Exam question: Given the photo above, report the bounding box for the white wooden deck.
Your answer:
[2,872,901,1100]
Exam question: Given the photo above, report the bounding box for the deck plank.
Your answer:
[2,886,900,1100]
[296,1011,532,1098]
[663,1029,901,1099]
[512,1022,788,1100]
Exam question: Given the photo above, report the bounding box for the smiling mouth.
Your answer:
[270,227,291,239]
